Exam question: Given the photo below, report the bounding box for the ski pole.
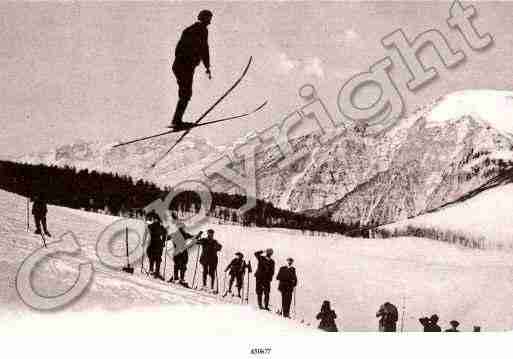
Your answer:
[26,197,30,232]
[215,267,219,294]
[162,239,168,280]
[245,260,252,304]
[140,228,148,275]
[192,245,200,289]
[400,295,406,332]
[292,288,296,317]
[222,271,227,296]
[240,268,246,304]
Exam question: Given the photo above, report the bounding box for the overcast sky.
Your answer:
[1,1,512,158]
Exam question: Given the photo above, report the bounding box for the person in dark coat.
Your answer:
[376,302,399,332]
[276,257,297,318]
[224,252,246,297]
[197,229,222,291]
[445,320,460,332]
[254,248,275,310]
[316,300,338,332]
[146,212,168,280]
[32,194,51,236]
[170,9,213,129]
[419,314,442,332]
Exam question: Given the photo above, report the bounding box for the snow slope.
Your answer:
[381,183,513,250]
[2,189,513,331]
[0,189,311,335]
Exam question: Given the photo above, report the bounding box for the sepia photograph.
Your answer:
[0,1,512,357]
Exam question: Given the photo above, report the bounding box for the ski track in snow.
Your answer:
[2,189,513,332]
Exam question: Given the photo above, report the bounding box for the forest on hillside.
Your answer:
[0,160,363,235]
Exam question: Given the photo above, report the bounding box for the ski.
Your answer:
[149,56,253,168]
[112,100,266,148]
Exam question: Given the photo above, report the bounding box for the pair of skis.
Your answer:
[113,57,267,169]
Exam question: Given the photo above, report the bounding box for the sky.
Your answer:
[1,1,513,158]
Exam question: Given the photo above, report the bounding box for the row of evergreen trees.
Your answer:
[0,160,362,235]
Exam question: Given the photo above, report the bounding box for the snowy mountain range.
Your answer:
[15,90,513,225]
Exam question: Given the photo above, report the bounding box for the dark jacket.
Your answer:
[147,221,167,255]
[174,22,210,69]
[376,302,398,332]
[226,258,245,277]
[198,237,222,265]
[276,265,297,292]
[419,318,442,332]
[254,251,275,282]
[32,199,47,217]
[316,310,338,332]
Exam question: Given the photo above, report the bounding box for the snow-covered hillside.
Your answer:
[13,90,513,228]
[380,183,513,251]
[2,189,513,331]
[256,89,513,225]
[14,135,223,188]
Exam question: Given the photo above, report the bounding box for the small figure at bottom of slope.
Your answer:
[32,193,51,237]
[376,301,399,332]
[223,252,246,298]
[170,9,213,129]
[445,320,460,332]
[316,300,339,332]
[419,314,442,332]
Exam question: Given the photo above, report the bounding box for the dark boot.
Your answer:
[171,98,189,127]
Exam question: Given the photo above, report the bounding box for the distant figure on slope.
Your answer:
[276,257,297,318]
[224,252,246,297]
[316,300,339,332]
[254,248,275,310]
[376,302,399,332]
[419,314,442,332]
[445,320,460,332]
[32,193,51,237]
[170,9,213,129]
[146,212,168,280]
[168,214,202,287]
[197,229,222,292]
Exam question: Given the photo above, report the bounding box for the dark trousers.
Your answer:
[202,262,217,288]
[228,274,243,293]
[172,62,195,124]
[173,265,186,281]
[280,289,293,318]
[34,215,49,234]
[255,279,271,309]
[148,256,162,275]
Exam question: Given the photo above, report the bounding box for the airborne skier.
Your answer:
[170,9,213,129]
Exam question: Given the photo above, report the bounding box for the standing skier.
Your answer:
[146,212,168,280]
[224,252,246,297]
[197,229,222,291]
[169,220,202,287]
[254,248,275,310]
[170,9,213,129]
[376,302,399,332]
[32,193,51,237]
[276,257,297,318]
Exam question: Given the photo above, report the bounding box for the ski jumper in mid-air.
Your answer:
[170,9,213,129]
